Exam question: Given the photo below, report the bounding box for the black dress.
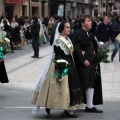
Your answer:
[0,61,9,83]
[25,25,32,40]
[72,28,103,105]
[54,36,81,106]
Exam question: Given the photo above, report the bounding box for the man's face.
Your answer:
[104,16,109,24]
[82,18,92,31]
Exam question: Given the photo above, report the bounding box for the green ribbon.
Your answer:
[95,70,101,77]
[0,46,4,59]
[94,62,101,77]
[51,68,69,78]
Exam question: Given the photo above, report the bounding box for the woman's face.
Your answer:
[82,18,92,31]
[12,18,16,22]
[63,23,71,36]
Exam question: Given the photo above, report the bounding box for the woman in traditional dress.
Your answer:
[11,18,21,48]
[31,21,82,118]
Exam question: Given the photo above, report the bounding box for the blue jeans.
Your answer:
[32,36,39,57]
[104,41,109,61]
[111,40,120,61]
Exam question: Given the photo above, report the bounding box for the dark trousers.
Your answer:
[10,41,14,51]
[32,36,39,57]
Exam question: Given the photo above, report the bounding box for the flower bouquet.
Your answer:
[95,42,109,65]
[51,59,70,82]
[0,31,10,54]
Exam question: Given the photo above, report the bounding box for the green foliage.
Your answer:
[0,41,8,54]
[95,48,110,63]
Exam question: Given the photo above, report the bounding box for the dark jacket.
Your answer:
[96,22,111,42]
[113,22,120,38]
[31,22,40,37]
[73,20,79,32]
[72,29,98,65]
[4,24,11,39]
[72,28,103,105]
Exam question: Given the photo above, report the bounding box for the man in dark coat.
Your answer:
[71,14,103,113]
[49,15,59,46]
[0,60,9,83]
[31,16,40,58]
[96,16,112,63]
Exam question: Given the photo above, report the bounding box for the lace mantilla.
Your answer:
[54,35,73,55]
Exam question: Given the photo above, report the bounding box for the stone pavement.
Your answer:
[2,43,120,99]
[1,43,120,120]
[3,43,120,102]
[3,43,51,91]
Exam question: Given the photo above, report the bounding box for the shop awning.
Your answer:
[4,0,23,4]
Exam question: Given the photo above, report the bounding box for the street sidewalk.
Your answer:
[3,43,51,91]
[3,43,120,101]
[1,43,120,120]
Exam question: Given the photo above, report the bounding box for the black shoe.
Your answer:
[64,110,77,118]
[45,108,51,115]
[31,56,39,58]
[85,107,103,113]
[31,55,35,58]
[11,51,14,53]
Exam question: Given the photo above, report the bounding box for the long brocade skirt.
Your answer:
[31,61,83,110]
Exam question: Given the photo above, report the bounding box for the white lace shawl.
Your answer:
[35,22,61,92]
[54,36,72,55]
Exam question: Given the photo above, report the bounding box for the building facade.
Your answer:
[2,0,49,20]
[93,0,120,17]
[0,0,4,17]
[2,0,119,20]
[49,0,94,18]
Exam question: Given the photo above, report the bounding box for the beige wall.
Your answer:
[44,3,49,17]
[0,0,4,16]
[23,0,29,16]
[4,0,45,18]
[14,5,22,17]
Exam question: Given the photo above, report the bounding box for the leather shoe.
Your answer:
[64,110,77,118]
[45,108,51,115]
[31,56,39,58]
[31,55,35,58]
[85,107,103,113]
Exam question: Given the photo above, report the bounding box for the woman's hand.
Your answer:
[95,65,98,70]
